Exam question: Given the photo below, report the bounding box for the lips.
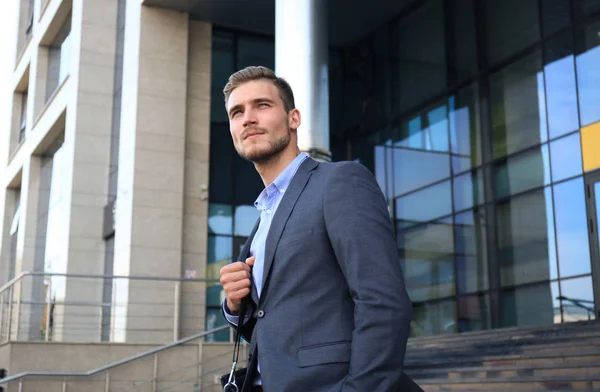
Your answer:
[243,131,264,140]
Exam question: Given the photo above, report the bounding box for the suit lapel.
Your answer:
[260,158,319,296]
[236,218,261,304]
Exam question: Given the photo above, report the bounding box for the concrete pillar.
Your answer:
[275,0,330,161]
[113,0,189,343]
[181,21,212,339]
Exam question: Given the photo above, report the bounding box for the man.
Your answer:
[219,66,414,391]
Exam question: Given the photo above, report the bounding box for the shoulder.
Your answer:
[316,160,375,180]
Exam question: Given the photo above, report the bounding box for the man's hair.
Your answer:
[223,66,296,113]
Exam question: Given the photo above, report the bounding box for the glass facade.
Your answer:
[208,1,600,339]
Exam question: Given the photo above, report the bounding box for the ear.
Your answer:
[289,108,301,131]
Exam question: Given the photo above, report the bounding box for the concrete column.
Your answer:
[181,21,212,339]
[275,0,330,161]
[113,0,189,343]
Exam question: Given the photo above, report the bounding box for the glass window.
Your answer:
[496,188,558,286]
[457,294,490,332]
[411,299,457,337]
[392,0,446,112]
[449,84,482,173]
[553,177,592,278]
[544,33,580,139]
[501,282,560,327]
[236,35,275,70]
[209,123,233,204]
[491,51,547,158]
[541,0,572,37]
[206,285,224,307]
[453,169,484,212]
[205,307,230,342]
[208,204,232,235]
[485,0,540,65]
[560,276,596,322]
[455,209,489,294]
[574,0,600,19]
[550,133,583,182]
[234,205,259,237]
[399,217,455,303]
[234,154,264,206]
[210,33,234,122]
[395,180,452,228]
[576,19,600,126]
[493,145,551,199]
[450,0,478,83]
[207,235,232,265]
[394,102,449,152]
[391,147,451,197]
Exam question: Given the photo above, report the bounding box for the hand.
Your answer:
[220,256,255,314]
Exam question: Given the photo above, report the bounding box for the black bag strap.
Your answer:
[224,299,248,391]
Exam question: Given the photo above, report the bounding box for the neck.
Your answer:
[255,147,301,186]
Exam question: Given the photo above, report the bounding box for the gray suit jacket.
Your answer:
[226,158,414,392]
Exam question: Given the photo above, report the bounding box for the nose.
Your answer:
[242,108,257,128]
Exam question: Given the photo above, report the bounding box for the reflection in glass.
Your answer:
[236,35,275,71]
[493,145,551,199]
[206,308,231,342]
[574,0,600,19]
[576,20,600,126]
[396,181,452,228]
[550,133,583,182]
[411,299,456,337]
[450,0,478,82]
[458,295,490,332]
[501,282,560,327]
[210,34,234,122]
[399,217,455,303]
[453,170,484,212]
[485,0,540,65]
[392,148,450,197]
[560,276,596,322]
[455,210,488,294]
[553,178,592,278]
[207,235,232,266]
[544,33,580,139]
[394,102,449,152]
[208,204,232,235]
[206,285,224,307]
[491,51,547,158]
[234,205,260,237]
[496,188,558,286]
[450,84,481,173]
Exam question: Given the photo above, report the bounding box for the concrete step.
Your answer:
[416,375,600,391]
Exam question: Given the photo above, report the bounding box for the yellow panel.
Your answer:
[581,121,600,172]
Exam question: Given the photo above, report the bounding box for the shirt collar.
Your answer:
[254,153,308,210]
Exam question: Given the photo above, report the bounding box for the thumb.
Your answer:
[246,256,255,267]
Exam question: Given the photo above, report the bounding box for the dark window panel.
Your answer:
[541,0,572,37]
[205,307,231,342]
[496,187,558,286]
[501,282,560,327]
[236,35,275,70]
[485,0,541,65]
[233,153,264,206]
[210,33,234,123]
[450,0,478,82]
[457,294,490,332]
[411,298,457,337]
[553,177,592,278]
[574,0,600,19]
[490,50,547,159]
[544,32,580,139]
[208,123,233,204]
[449,84,482,174]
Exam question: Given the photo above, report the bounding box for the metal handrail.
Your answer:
[0,271,219,295]
[0,324,231,385]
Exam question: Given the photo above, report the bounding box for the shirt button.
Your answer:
[257,310,265,318]
[280,189,285,193]
[266,209,272,214]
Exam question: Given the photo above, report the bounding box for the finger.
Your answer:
[228,287,251,302]
[246,256,255,267]
[220,270,251,285]
[223,278,252,294]
[220,261,250,276]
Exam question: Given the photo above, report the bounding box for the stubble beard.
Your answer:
[238,130,291,164]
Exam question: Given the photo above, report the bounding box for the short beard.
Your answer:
[239,130,291,164]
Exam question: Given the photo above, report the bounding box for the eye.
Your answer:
[258,102,270,108]
[231,110,241,118]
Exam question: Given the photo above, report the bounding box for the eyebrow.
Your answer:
[228,97,276,117]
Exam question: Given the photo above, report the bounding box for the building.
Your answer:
[0,0,599,375]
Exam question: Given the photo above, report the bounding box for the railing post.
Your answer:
[62,377,67,392]
[45,279,52,341]
[105,371,110,392]
[173,282,180,342]
[0,293,4,342]
[14,282,21,341]
[7,287,14,341]
[18,379,22,392]
[152,353,158,392]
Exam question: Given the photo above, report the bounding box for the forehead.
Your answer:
[227,79,281,109]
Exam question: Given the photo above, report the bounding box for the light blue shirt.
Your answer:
[223,153,308,382]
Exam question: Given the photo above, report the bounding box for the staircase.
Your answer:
[405,321,600,391]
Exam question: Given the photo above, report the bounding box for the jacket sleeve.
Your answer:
[323,162,413,392]
[222,299,256,343]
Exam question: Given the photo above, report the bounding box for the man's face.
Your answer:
[226,80,298,163]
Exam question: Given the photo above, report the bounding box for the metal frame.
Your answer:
[584,169,600,319]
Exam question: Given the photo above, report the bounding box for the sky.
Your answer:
[0,1,18,171]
